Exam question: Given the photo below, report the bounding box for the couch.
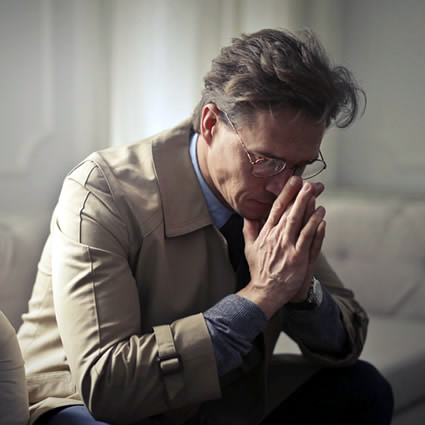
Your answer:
[1,192,424,424]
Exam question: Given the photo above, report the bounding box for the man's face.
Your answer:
[202,107,326,221]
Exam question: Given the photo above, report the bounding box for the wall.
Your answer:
[336,0,425,194]
[0,0,110,216]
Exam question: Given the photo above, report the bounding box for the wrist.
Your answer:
[290,278,312,303]
[237,285,277,320]
[286,276,323,312]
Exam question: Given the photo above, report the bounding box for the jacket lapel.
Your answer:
[151,119,213,237]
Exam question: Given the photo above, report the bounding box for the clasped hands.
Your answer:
[238,176,326,319]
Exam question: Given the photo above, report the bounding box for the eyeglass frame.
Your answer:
[223,111,327,179]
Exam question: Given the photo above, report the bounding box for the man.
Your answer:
[18,28,393,424]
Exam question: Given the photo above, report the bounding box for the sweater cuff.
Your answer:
[203,294,268,376]
[282,286,349,355]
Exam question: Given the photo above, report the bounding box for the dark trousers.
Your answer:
[261,360,394,425]
[37,360,394,425]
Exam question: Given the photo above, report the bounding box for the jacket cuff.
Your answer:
[157,313,221,407]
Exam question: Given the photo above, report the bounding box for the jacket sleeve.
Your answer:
[51,160,221,424]
[283,254,369,367]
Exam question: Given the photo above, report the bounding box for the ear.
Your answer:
[200,104,221,145]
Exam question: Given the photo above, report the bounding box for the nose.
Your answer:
[264,169,294,196]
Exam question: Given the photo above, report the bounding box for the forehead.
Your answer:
[242,108,325,160]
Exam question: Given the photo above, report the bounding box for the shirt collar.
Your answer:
[189,133,233,228]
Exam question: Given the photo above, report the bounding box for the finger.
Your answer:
[266,176,302,227]
[275,200,294,235]
[284,182,315,242]
[309,220,326,265]
[279,199,294,221]
[305,183,324,228]
[296,205,326,252]
[303,219,326,282]
[312,182,325,198]
[243,218,261,246]
[303,195,316,227]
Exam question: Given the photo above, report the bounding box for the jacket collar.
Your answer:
[151,119,213,237]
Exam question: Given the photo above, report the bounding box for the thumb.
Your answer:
[243,218,260,246]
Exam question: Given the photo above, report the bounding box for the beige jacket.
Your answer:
[17,119,368,425]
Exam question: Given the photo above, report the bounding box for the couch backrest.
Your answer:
[0,214,51,330]
[1,192,425,330]
[322,192,425,320]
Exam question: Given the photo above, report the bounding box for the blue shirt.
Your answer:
[189,132,233,228]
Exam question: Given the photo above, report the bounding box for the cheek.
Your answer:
[224,176,245,201]
[232,178,265,204]
[216,154,249,191]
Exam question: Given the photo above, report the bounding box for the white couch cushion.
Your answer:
[321,194,425,320]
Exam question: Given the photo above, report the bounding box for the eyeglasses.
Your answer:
[224,112,327,179]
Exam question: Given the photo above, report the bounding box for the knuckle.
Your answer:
[272,200,285,212]
[286,250,302,267]
[286,215,298,226]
